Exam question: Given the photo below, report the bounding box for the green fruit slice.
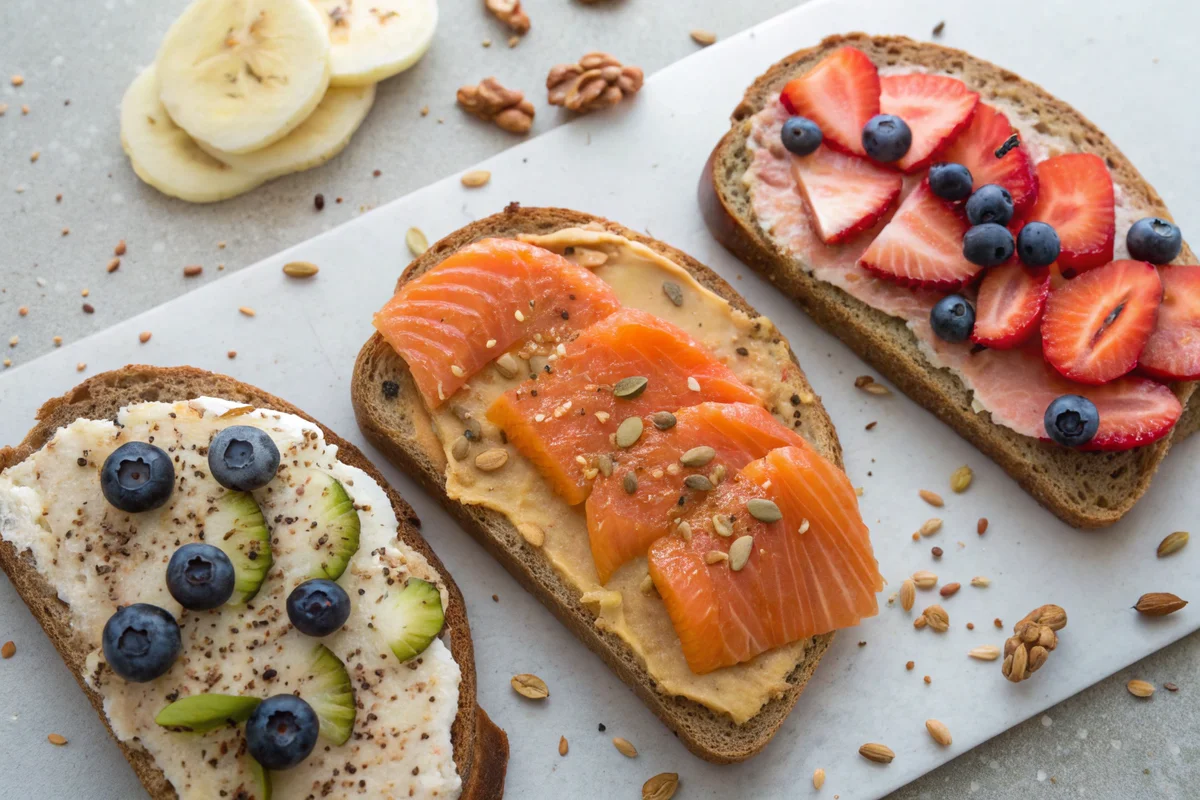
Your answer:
[302,644,356,745]
[242,753,271,800]
[305,472,361,581]
[208,491,273,605]
[155,693,261,733]
[380,578,445,663]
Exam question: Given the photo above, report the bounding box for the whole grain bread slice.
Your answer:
[702,32,1196,528]
[352,204,845,763]
[0,366,508,800]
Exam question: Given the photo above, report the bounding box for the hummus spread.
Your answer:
[429,227,818,724]
[0,399,461,799]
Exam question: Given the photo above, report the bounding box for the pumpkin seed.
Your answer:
[451,436,470,461]
[747,498,782,523]
[616,417,644,448]
[598,454,613,477]
[494,352,520,379]
[511,673,548,699]
[662,280,684,307]
[683,474,714,492]
[650,411,677,430]
[643,772,680,800]
[614,376,649,399]
[613,737,638,757]
[712,514,733,538]
[679,446,716,468]
[475,448,509,471]
[623,471,638,494]
[405,227,429,256]
[282,261,319,278]
[729,535,753,571]
[1157,531,1189,557]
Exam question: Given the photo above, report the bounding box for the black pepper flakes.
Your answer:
[381,380,399,399]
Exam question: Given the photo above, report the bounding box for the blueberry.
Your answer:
[780,116,823,156]
[101,442,175,513]
[102,604,181,682]
[861,114,912,163]
[286,579,351,637]
[1044,395,1100,447]
[1016,222,1061,268]
[1127,217,1183,264]
[930,295,975,343]
[963,223,1015,268]
[167,543,235,611]
[208,426,280,491]
[928,162,973,202]
[246,695,319,770]
[965,184,1014,226]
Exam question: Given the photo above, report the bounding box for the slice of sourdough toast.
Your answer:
[702,32,1196,528]
[352,204,845,763]
[0,366,508,800]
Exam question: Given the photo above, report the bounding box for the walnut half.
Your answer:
[546,53,644,114]
[485,0,530,34]
[457,77,535,135]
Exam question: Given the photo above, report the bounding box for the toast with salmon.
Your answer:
[702,33,1196,528]
[0,366,508,800]
[352,205,879,763]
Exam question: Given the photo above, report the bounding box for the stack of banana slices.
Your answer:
[121,0,438,203]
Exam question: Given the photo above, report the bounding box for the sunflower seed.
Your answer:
[623,471,638,494]
[616,417,644,448]
[598,454,613,477]
[729,535,754,571]
[680,446,716,468]
[614,376,649,399]
[684,474,714,492]
[451,436,470,461]
[1157,531,1189,557]
[475,448,509,471]
[747,498,782,523]
[650,411,677,430]
[661,280,684,307]
[712,514,733,537]
[613,737,638,757]
[511,673,549,699]
[406,227,429,256]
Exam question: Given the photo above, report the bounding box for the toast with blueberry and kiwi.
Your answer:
[702,32,1197,528]
[351,205,883,763]
[0,366,507,799]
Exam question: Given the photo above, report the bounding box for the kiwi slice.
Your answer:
[380,578,445,663]
[155,692,261,733]
[207,491,272,605]
[304,472,361,581]
[301,644,356,745]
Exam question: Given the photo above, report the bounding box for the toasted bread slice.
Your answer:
[352,205,845,763]
[702,33,1196,528]
[0,366,508,800]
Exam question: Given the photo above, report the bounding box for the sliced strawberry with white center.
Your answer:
[790,145,902,244]
[780,47,880,158]
[859,181,981,289]
[1023,153,1115,275]
[939,103,1039,215]
[879,74,979,174]
[1075,377,1182,451]
[1042,259,1162,384]
[972,263,1050,348]
[1139,264,1200,380]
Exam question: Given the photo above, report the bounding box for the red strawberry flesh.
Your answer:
[1139,264,1200,380]
[780,47,880,158]
[1074,376,1182,451]
[939,103,1039,215]
[1024,153,1115,274]
[972,263,1050,349]
[879,74,979,174]
[790,145,902,244]
[1041,259,1162,384]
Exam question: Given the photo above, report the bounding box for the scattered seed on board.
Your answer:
[616,416,644,448]
[913,570,937,589]
[511,673,549,699]
[922,604,949,632]
[797,517,809,535]
[643,772,679,800]
[925,719,952,746]
[858,742,895,764]
[614,376,649,399]
[900,579,915,612]
[405,227,429,257]
[613,737,638,758]
[559,736,569,756]
[1157,531,1189,558]
[598,454,613,477]
[680,446,716,468]
[969,645,1000,661]
[690,28,717,45]
[1127,679,1155,698]
[677,520,692,542]
[475,448,509,471]
[1134,592,1188,617]
[662,280,684,307]
[47,734,67,746]
[918,518,942,537]
[238,306,256,317]
[729,535,754,571]
[0,641,14,659]
[747,498,782,523]
[282,261,319,278]
[687,376,701,392]
[517,523,545,547]
[939,582,961,598]
[812,768,825,790]
[977,517,989,535]
[970,576,990,588]
[461,170,491,187]
[919,489,944,507]
[950,465,973,493]
[650,411,677,430]
[623,471,638,494]
[684,474,714,492]
[712,514,733,538]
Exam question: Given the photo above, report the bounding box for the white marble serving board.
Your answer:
[2,0,1198,797]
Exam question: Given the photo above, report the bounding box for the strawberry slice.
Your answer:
[1023,153,1115,275]
[972,263,1050,348]
[780,47,880,158]
[879,74,979,174]
[1075,377,1182,451]
[1041,259,1162,384]
[939,103,1038,215]
[791,145,902,244]
[859,181,982,289]
[1139,264,1200,380]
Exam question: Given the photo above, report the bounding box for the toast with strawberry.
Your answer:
[702,33,1198,527]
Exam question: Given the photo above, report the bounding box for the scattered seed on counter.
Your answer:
[919,489,944,507]
[0,641,14,658]
[76,362,86,372]
[238,306,256,317]
[47,734,67,746]
[53,336,62,346]
[114,240,127,256]
[30,151,39,163]
[106,258,120,273]
[994,618,1003,628]
[931,546,943,558]
[905,660,914,670]
[138,331,151,344]
[558,736,568,756]
[227,350,237,359]
[18,306,28,316]
[977,517,989,535]
[61,227,69,236]
[81,303,94,314]
[11,75,24,87]
[690,29,717,45]
[183,265,203,277]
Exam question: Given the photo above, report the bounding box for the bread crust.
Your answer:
[351,205,844,763]
[702,32,1196,528]
[0,366,508,800]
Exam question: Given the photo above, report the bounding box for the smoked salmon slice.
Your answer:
[486,308,763,505]
[373,238,621,408]
[648,445,882,675]
[586,402,806,583]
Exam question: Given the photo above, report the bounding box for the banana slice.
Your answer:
[156,0,331,155]
[120,67,264,203]
[311,0,438,87]
[200,84,375,179]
